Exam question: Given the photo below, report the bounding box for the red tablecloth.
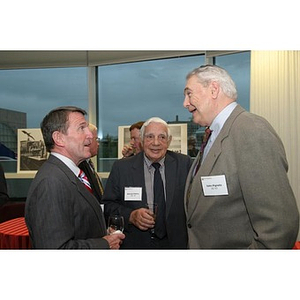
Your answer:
[0,217,31,249]
[293,241,300,249]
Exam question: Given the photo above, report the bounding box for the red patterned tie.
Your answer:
[78,169,93,193]
[200,127,212,155]
[194,127,212,176]
[187,127,212,208]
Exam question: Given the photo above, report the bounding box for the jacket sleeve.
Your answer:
[26,175,109,249]
[235,118,299,248]
[102,160,139,230]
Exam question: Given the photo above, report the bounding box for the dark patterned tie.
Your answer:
[152,163,167,239]
[193,127,212,176]
[78,169,93,193]
[187,127,212,208]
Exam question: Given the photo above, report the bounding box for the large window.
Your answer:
[0,51,250,175]
[215,51,250,111]
[97,55,205,171]
[97,52,250,172]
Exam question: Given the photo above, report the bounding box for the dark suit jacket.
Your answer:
[25,155,109,249]
[0,163,9,207]
[78,160,103,204]
[185,104,299,249]
[102,151,192,249]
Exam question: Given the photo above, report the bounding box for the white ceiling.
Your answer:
[0,50,205,69]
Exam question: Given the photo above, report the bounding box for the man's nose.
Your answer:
[152,136,161,144]
[183,95,190,108]
[86,128,93,139]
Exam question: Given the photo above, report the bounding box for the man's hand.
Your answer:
[103,232,125,249]
[129,208,155,230]
[122,144,134,157]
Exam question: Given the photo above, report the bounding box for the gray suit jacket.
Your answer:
[25,155,109,249]
[103,151,192,249]
[185,104,299,249]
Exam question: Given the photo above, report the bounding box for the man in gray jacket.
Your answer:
[183,65,299,249]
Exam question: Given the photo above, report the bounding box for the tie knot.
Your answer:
[152,163,161,170]
[203,127,212,141]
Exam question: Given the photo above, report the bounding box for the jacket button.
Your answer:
[187,223,192,228]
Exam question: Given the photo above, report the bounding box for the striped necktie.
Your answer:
[78,169,93,193]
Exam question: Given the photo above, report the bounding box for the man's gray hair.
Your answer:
[186,64,238,100]
[140,117,172,141]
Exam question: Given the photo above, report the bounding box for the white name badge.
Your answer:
[201,175,229,196]
[124,187,142,201]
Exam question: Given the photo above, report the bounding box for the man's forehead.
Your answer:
[145,122,167,132]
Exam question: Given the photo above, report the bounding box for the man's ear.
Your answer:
[210,81,220,99]
[52,131,64,147]
[167,135,172,147]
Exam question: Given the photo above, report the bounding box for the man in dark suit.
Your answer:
[78,124,104,205]
[183,65,299,249]
[103,117,192,249]
[0,163,9,207]
[25,106,124,249]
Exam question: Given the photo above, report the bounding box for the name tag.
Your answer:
[124,187,142,201]
[201,175,229,196]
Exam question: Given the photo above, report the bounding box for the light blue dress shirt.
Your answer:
[202,102,238,162]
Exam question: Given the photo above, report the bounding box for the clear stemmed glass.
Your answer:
[146,202,157,238]
[146,202,157,220]
[107,215,125,235]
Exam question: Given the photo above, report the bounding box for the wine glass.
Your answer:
[107,215,124,235]
[146,201,157,220]
[146,202,157,238]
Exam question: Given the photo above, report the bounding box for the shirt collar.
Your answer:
[144,153,165,170]
[210,102,238,136]
[51,152,80,176]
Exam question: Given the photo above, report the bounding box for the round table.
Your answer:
[0,217,31,249]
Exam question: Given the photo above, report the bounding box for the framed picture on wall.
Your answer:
[17,128,48,173]
[118,123,187,158]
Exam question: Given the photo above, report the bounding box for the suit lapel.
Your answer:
[186,105,245,218]
[49,155,106,228]
[200,105,245,175]
[132,153,148,204]
[130,152,176,212]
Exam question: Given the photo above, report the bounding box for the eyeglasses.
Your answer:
[144,134,168,142]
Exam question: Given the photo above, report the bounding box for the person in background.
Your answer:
[122,121,144,157]
[78,123,104,205]
[103,117,192,249]
[183,64,299,249]
[25,106,124,249]
[187,135,198,157]
[0,163,9,207]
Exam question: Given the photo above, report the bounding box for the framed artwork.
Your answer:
[17,128,48,173]
[118,123,187,158]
